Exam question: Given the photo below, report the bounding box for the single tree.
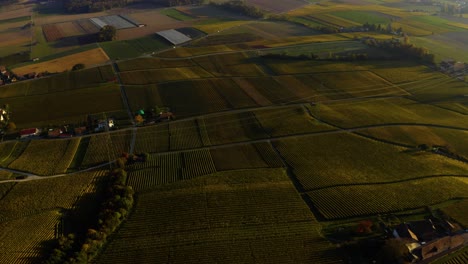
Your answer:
[98,25,116,42]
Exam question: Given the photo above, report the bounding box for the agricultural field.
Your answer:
[160,8,194,21]
[210,144,269,171]
[100,35,171,60]
[42,19,99,42]
[6,65,115,96]
[119,66,212,85]
[0,169,106,263]
[134,124,170,154]
[202,111,267,145]
[157,79,231,117]
[117,57,195,71]
[81,130,132,167]
[254,105,335,137]
[316,97,468,129]
[8,138,80,175]
[0,83,123,129]
[358,127,468,159]
[97,168,339,264]
[12,47,110,75]
[441,199,468,229]
[169,119,203,150]
[0,0,468,262]
[307,176,468,219]
[411,32,468,63]
[193,52,266,77]
[260,41,371,58]
[274,133,468,190]
[330,10,395,24]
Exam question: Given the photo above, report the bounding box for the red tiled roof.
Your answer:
[20,128,37,135]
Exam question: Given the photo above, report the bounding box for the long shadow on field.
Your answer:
[33,239,58,263]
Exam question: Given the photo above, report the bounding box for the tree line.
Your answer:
[44,158,136,263]
[62,0,136,13]
[210,0,265,18]
[62,0,202,13]
[363,37,435,64]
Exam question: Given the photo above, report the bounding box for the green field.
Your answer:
[100,35,171,60]
[160,8,193,21]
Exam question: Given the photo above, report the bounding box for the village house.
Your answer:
[95,118,115,132]
[20,128,41,139]
[74,126,87,135]
[47,128,62,138]
[158,112,175,122]
[392,219,468,262]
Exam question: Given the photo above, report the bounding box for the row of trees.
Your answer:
[363,37,435,64]
[166,0,203,6]
[62,0,202,13]
[210,0,265,18]
[63,0,136,13]
[45,165,134,263]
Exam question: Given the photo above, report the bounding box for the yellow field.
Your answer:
[13,48,110,75]
[287,3,408,18]
[260,34,350,47]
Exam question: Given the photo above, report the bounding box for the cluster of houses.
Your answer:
[0,66,17,86]
[392,218,468,262]
[0,65,52,86]
[18,109,175,140]
[440,59,467,80]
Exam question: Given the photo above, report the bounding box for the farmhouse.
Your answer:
[47,128,62,138]
[156,29,192,45]
[20,128,41,138]
[157,112,175,122]
[95,118,115,132]
[392,220,468,262]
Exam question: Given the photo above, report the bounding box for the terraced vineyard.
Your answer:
[97,169,340,264]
